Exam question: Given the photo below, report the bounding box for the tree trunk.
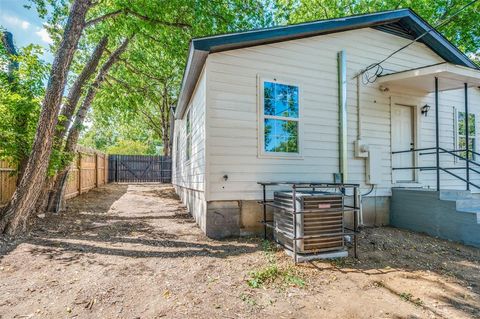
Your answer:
[0,0,91,235]
[55,36,109,143]
[50,37,131,213]
[36,177,56,215]
[161,84,171,156]
[42,36,109,213]
[162,129,170,156]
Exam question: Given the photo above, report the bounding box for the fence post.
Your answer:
[105,155,108,184]
[78,152,82,195]
[95,153,99,188]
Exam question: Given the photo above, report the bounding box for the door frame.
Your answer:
[390,96,421,184]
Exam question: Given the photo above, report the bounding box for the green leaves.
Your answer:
[275,0,479,61]
[0,42,47,166]
[76,0,272,154]
[4,0,272,160]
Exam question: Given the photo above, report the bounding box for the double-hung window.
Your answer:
[260,79,300,156]
[457,111,476,159]
[175,133,181,169]
[185,109,192,162]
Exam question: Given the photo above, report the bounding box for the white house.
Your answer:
[172,9,480,243]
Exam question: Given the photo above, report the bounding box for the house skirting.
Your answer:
[174,185,207,233]
[175,184,390,239]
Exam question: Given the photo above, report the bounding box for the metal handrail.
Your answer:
[438,147,480,168]
[391,147,436,155]
[420,149,468,156]
[391,146,480,190]
[439,168,480,189]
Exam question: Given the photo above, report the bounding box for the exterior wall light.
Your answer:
[421,104,431,116]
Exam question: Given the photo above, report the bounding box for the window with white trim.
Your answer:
[185,109,192,162]
[260,79,300,154]
[457,111,476,159]
[175,133,180,169]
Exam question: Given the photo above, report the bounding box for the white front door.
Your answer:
[392,103,415,183]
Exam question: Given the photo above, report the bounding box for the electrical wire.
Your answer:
[359,0,479,84]
[337,184,374,196]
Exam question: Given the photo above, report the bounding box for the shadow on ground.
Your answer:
[1,183,259,263]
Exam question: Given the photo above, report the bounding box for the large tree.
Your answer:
[0,0,272,232]
[0,0,92,234]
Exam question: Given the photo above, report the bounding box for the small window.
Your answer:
[175,133,180,169]
[457,111,476,159]
[185,109,192,161]
[261,80,300,155]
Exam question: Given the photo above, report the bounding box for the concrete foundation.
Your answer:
[206,201,240,238]
[175,185,390,239]
[391,188,480,247]
[360,196,390,227]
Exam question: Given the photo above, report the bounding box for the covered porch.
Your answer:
[378,62,480,248]
[378,62,480,191]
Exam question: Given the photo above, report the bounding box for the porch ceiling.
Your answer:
[377,63,480,92]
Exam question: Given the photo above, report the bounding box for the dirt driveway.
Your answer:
[0,183,479,318]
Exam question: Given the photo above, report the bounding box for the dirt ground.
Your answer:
[0,183,479,319]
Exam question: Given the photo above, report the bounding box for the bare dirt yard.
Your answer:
[0,183,479,318]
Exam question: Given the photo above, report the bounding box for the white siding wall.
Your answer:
[173,67,206,192]
[203,27,480,201]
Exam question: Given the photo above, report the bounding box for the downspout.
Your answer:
[356,76,362,140]
[338,51,348,182]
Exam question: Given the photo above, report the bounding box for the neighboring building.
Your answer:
[1,31,18,75]
[172,9,480,245]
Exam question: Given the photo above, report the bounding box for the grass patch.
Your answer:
[246,240,305,289]
[400,292,424,306]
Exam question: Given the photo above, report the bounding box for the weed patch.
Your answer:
[246,240,305,288]
[400,292,424,306]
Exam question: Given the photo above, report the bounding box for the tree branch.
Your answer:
[85,9,123,27]
[85,8,191,28]
[117,57,169,82]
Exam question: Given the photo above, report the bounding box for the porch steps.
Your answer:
[391,188,480,248]
[440,190,480,215]
[439,190,480,201]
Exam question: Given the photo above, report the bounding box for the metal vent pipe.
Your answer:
[338,50,348,182]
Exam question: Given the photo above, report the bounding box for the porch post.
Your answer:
[465,83,470,190]
[435,77,440,191]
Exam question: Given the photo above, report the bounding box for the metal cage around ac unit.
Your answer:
[273,191,345,254]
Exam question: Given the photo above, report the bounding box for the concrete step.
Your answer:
[439,189,474,201]
[456,199,480,213]
[470,193,480,199]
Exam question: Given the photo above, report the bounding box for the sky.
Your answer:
[0,0,53,62]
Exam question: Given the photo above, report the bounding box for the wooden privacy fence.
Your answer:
[0,147,108,205]
[0,160,17,205]
[64,146,109,199]
[108,155,172,183]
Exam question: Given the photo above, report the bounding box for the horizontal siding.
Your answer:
[203,27,480,201]
[172,68,206,192]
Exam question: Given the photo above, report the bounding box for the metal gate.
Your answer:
[108,155,172,183]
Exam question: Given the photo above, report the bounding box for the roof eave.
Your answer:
[175,8,479,119]
[175,9,412,119]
